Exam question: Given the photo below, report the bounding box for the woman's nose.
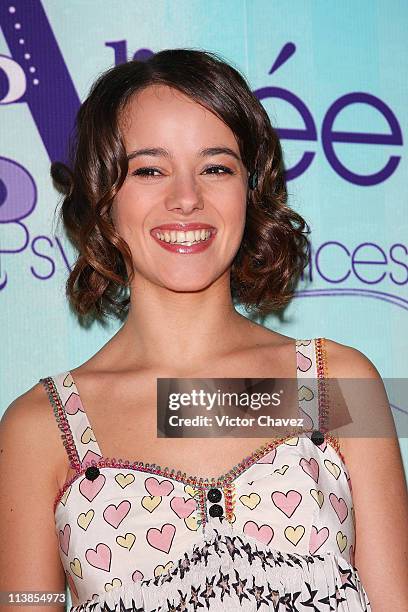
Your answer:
[165,174,204,213]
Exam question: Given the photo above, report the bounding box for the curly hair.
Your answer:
[51,48,311,322]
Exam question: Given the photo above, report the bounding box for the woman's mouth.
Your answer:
[150,227,217,254]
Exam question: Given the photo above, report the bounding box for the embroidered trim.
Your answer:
[40,377,81,472]
[314,339,347,465]
[223,482,236,523]
[196,488,207,528]
[315,337,330,432]
[52,428,343,514]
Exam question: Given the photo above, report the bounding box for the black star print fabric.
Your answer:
[70,526,371,611]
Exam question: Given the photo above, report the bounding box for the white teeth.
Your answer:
[155,229,212,244]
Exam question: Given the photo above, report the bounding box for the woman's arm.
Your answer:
[0,384,67,612]
[325,339,408,611]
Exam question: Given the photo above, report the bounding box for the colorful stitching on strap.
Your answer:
[40,377,81,472]
[315,337,330,433]
[223,482,236,524]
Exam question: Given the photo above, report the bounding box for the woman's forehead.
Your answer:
[119,85,238,150]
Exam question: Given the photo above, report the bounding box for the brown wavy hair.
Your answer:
[51,48,311,323]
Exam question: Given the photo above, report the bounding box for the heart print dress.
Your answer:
[39,338,372,611]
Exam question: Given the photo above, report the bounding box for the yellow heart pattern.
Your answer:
[63,372,74,387]
[81,427,97,445]
[284,525,305,546]
[141,496,162,512]
[298,386,314,402]
[285,437,299,446]
[184,514,199,531]
[105,578,122,592]
[115,473,136,488]
[116,533,136,550]
[239,493,261,509]
[69,558,82,578]
[154,561,174,577]
[310,489,324,508]
[336,531,347,553]
[324,459,341,479]
[77,509,94,530]
[184,485,197,497]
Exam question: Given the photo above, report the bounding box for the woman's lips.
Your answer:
[151,229,217,254]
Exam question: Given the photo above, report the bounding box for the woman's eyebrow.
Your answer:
[126,146,241,162]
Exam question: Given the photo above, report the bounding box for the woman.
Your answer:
[1,48,407,612]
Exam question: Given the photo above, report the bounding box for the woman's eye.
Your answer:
[132,167,161,179]
[203,165,234,176]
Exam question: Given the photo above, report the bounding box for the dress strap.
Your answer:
[39,371,103,471]
[296,338,329,434]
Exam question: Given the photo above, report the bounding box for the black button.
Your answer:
[85,466,100,481]
[208,503,223,517]
[311,430,325,446]
[207,488,222,503]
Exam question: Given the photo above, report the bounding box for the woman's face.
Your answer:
[112,84,249,292]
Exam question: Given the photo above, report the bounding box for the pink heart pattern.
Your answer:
[79,473,106,502]
[146,523,176,553]
[296,350,312,372]
[309,525,329,554]
[243,520,274,545]
[85,543,112,572]
[59,524,71,556]
[329,493,348,523]
[271,490,302,517]
[170,496,196,519]
[103,500,131,528]
[145,477,174,497]
[47,338,358,607]
[299,457,320,483]
[65,392,85,415]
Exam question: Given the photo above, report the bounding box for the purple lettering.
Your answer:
[315,241,351,283]
[389,243,408,285]
[31,235,56,279]
[351,242,387,283]
[254,85,317,181]
[0,0,80,162]
[322,93,402,186]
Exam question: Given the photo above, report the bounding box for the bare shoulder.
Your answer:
[2,380,55,433]
[0,381,66,489]
[321,337,381,379]
[320,337,394,437]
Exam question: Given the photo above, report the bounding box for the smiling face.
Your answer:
[112,84,249,293]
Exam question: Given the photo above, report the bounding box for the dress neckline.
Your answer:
[48,338,343,512]
[52,425,342,515]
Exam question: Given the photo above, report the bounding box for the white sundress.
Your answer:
[39,338,371,611]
